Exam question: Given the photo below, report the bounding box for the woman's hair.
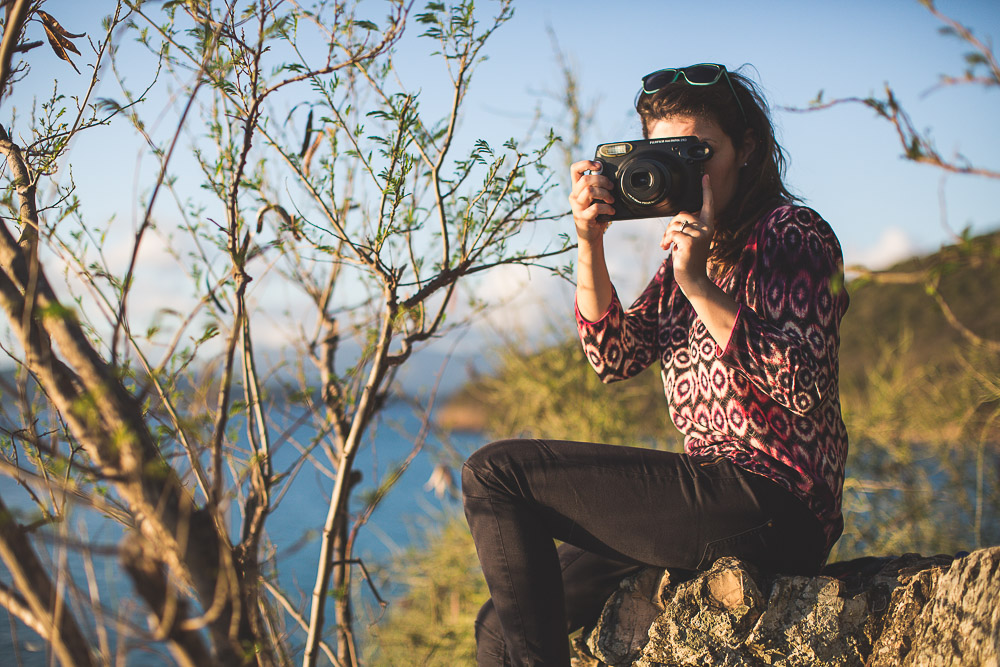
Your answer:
[635,67,798,271]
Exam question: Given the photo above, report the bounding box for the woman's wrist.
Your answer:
[676,272,713,300]
[575,222,607,246]
[577,232,605,256]
[576,236,613,322]
[681,278,739,348]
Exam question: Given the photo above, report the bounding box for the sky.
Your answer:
[433,0,1000,352]
[4,0,1000,387]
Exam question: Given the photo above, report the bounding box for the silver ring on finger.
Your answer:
[679,220,689,232]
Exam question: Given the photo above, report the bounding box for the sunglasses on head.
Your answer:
[640,63,747,126]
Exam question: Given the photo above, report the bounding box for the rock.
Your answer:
[899,547,1000,666]
[587,568,670,665]
[637,560,765,667]
[743,574,868,666]
[575,546,1000,667]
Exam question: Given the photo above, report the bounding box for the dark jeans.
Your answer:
[461,438,827,667]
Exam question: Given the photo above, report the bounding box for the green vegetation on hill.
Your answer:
[439,337,680,450]
[840,231,1000,394]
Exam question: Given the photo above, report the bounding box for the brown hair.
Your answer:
[635,67,798,271]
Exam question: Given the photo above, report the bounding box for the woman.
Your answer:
[462,64,849,667]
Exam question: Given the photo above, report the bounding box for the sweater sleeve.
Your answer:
[575,262,668,383]
[719,207,848,416]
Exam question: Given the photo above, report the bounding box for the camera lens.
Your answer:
[620,158,670,206]
[630,172,652,189]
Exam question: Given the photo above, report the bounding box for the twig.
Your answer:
[330,559,388,620]
[0,0,30,104]
[847,262,1000,353]
[112,0,239,360]
[260,579,343,667]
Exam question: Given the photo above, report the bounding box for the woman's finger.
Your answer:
[570,160,602,186]
[661,217,692,249]
[570,174,615,219]
[587,200,616,218]
[700,173,714,226]
[583,184,614,205]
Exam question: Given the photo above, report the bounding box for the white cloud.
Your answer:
[843,226,918,272]
[466,263,574,336]
[460,223,669,345]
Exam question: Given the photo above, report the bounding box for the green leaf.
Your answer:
[39,301,77,321]
[94,98,122,114]
[196,325,219,344]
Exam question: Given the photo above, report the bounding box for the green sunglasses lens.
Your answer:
[642,64,724,93]
[679,64,723,85]
[642,68,679,94]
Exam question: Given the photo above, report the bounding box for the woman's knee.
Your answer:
[461,443,495,501]
[474,599,510,666]
[462,438,541,500]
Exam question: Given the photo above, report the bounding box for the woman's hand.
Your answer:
[569,160,615,243]
[661,174,715,296]
[659,174,739,347]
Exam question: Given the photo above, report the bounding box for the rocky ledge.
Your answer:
[571,546,1000,667]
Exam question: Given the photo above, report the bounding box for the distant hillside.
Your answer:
[839,230,1000,390]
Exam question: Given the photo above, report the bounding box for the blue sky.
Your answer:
[5,0,999,377]
[431,0,1000,344]
[29,0,1000,256]
[462,0,1000,260]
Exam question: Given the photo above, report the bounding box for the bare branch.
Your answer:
[261,578,343,667]
[0,0,30,103]
[929,287,1000,353]
[112,0,240,361]
[924,1,1000,88]
[120,536,214,667]
[303,286,398,666]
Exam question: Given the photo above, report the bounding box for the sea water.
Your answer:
[0,399,483,665]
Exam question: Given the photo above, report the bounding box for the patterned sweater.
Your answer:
[576,205,850,550]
